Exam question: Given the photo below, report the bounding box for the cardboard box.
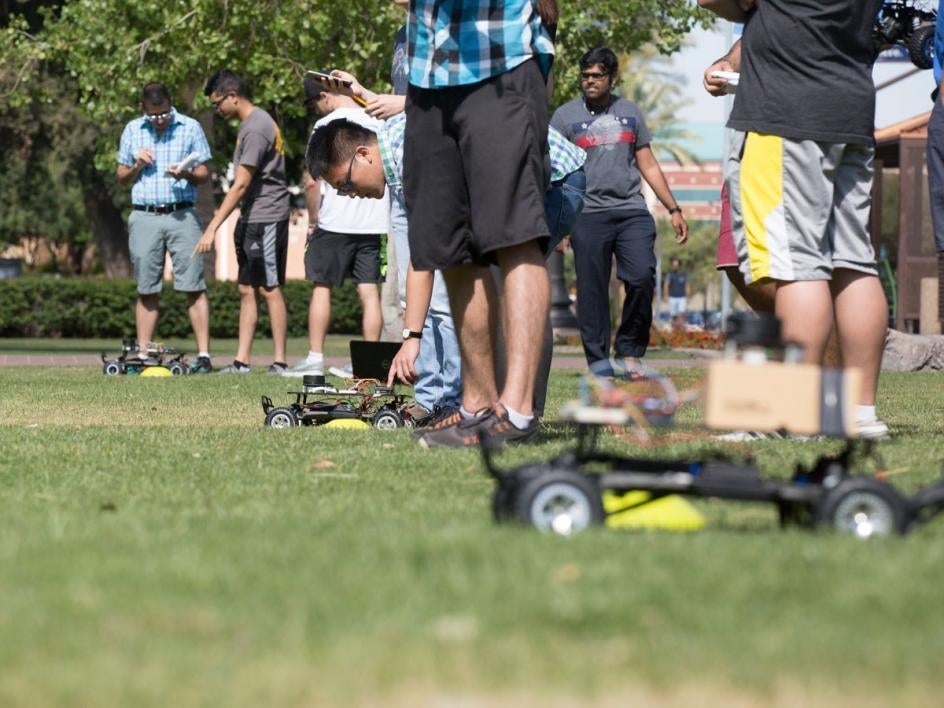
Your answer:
[704,361,861,437]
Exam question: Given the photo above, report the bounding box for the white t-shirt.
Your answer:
[313,108,389,234]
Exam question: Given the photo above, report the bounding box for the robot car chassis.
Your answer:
[101,338,190,375]
[484,408,944,539]
[261,374,412,430]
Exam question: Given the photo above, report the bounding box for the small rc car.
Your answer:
[261,374,413,430]
[875,0,937,69]
[101,337,190,376]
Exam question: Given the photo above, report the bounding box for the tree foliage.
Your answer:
[0,0,712,273]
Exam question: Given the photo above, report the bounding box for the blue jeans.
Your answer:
[390,186,462,411]
[544,168,586,256]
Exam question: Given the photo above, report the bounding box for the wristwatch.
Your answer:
[402,328,423,341]
[668,206,682,215]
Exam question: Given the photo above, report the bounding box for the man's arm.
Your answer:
[387,265,434,387]
[636,146,688,245]
[305,173,321,230]
[193,163,255,254]
[697,0,754,22]
[116,148,154,186]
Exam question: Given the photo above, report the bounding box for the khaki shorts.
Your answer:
[725,131,878,285]
[128,207,205,294]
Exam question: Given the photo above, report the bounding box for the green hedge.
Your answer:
[0,277,364,338]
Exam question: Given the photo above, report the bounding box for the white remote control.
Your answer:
[710,71,740,93]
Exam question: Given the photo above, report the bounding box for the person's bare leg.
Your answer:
[136,293,160,349]
[443,264,499,413]
[774,280,833,364]
[357,282,382,341]
[235,284,257,364]
[260,286,287,363]
[724,266,775,313]
[496,241,549,416]
[726,266,841,364]
[308,284,332,354]
[185,291,210,354]
[831,270,887,406]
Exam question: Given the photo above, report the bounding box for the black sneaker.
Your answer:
[417,405,540,449]
[188,356,213,374]
[412,404,460,430]
[219,361,251,375]
[411,407,463,438]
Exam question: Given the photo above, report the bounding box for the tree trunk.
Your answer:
[83,171,131,278]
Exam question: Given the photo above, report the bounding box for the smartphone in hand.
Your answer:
[306,70,353,88]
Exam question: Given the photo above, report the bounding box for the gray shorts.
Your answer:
[725,131,878,285]
[128,207,205,294]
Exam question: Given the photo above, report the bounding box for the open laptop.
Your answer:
[349,340,403,381]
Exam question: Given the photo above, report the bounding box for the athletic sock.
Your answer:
[460,406,477,420]
[233,360,250,370]
[198,352,210,359]
[856,404,877,422]
[503,405,534,431]
[305,351,324,367]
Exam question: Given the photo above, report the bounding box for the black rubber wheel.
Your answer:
[265,407,298,429]
[908,23,935,70]
[816,477,907,538]
[492,481,516,523]
[103,362,123,376]
[372,409,403,431]
[778,500,815,529]
[512,468,604,535]
[167,362,185,376]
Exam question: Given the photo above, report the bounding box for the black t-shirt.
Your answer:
[728,0,882,145]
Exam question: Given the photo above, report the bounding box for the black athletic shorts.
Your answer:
[234,219,288,288]
[403,58,551,270]
[304,228,382,286]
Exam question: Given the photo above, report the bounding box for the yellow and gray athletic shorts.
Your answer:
[725,131,878,285]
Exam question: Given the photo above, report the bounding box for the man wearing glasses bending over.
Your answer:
[116,82,214,373]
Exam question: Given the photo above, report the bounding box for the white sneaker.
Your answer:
[282,359,324,378]
[328,363,354,379]
[856,417,890,440]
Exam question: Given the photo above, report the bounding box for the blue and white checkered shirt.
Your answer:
[117,108,212,206]
[407,0,555,88]
[377,112,584,187]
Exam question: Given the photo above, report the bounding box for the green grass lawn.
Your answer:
[1,366,943,707]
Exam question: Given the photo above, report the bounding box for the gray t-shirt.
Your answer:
[233,107,289,223]
[550,95,651,214]
[729,0,882,145]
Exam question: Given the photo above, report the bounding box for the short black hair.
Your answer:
[579,47,618,76]
[303,75,328,103]
[204,69,252,100]
[306,118,377,179]
[140,82,171,107]
[671,257,682,267]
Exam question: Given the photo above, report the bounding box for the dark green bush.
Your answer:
[0,277,364,337]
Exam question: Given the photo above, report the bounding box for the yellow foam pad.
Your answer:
[323,418,370,430]
[603,490,706,532]
[140,366,173,377]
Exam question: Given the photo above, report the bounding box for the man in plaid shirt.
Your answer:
[400,0,559,447]
[116,82,213,373]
